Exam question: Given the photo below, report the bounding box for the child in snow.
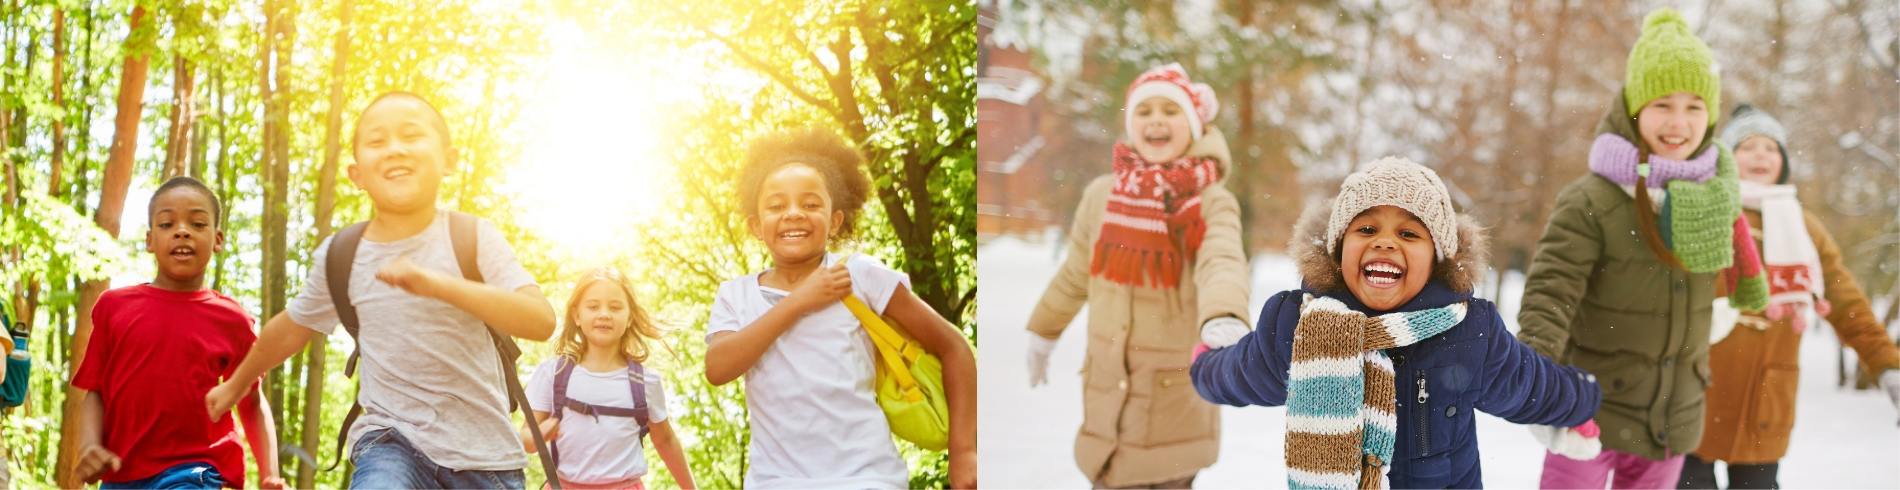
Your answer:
[1513,8,1771,489]
[204,91,558,488]
[1021,62,1251,489]
[71,176,285,489]
[1192,157,1603,489]
[1675,105,1900,489]
[521,267,695,490]
[703,128,976,489]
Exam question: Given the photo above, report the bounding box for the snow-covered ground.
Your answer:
[978,234,1900,488]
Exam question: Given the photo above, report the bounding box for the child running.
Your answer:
[71,176,284,489]
[204,91,557,488]
[703,128,976,489]
[1192,157,1603,489]
[520,267,696,490]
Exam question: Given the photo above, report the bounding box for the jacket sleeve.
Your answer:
[1808,212,1900,375]
[1191,290,1299,407]
[1193,187,1252,326]
[1516,180,1605,360]
[1475,304,1602,427]
[1025,177,1110,340]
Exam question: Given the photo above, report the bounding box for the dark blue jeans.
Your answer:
[350,428,526,489]
[100,462,223,489]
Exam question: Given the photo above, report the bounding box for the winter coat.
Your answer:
[1515,96,1731,461]
[1025,127,1252,487]
[1191,204,1601,489]
[1695,209,1900,464]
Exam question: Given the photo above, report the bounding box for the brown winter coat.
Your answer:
[1694,209,1900,464]
[1026,127,1252,487]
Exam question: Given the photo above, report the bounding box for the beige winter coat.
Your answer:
[1026,128,1253,487]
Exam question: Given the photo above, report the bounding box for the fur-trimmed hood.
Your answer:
[1290,199,1489,294]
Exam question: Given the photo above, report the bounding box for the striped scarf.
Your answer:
[1091,142,1223,289]
[1286,294,1468,490]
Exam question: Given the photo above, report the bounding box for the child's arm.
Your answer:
[1190,291,1299,407]
[884,285,977,490]
[1515,183,1605,360]
[206,312,315,419]
[649,420,696,490]
[704,263,852,385]
[68,390,121,488]
[372,256,557,341]
[1474,308,1601,427]
[1024,180,1106,341]
[518,410,561,453]
[235,383,286,489]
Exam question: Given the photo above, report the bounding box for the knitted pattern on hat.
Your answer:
[1624,7,1721,122]
[1125,63,1220,141]
[1285,294,1468,490]
[1720,104,1791,184]
[1325,157,1459,261]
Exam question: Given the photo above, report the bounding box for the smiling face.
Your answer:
[571,281,634,350]
[1636,91,1711,161]
[1339,205,1436,311]
[348,96,456,216]
[1129,97,1195,164]
[749,164,844,265]
[1734,135,1783,185]
[145,187,225,290]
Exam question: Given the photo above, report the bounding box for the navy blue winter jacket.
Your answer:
[1191,282,1602,488]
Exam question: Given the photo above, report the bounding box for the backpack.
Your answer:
[1,308,27,409]
[322,211,560,488]
[545,356,651,469]
[838,255,951,450]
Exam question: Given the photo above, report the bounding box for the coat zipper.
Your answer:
[1416,374,1429,457]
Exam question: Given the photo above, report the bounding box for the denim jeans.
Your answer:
[100,462,224,489]
[351,428,526,489]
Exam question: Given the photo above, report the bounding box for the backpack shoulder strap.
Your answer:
[323,222,369,473]
[448,210,482,283]
[629,360,651,439]
[552,357,577,422]
[446,210,560,488]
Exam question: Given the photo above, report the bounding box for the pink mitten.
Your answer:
[1192,343,1212,363]
[1575,419,1600,438]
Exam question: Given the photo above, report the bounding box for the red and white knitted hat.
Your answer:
[1124,63,1219,142]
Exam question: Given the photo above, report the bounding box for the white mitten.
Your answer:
[1027,334,1057,388]
[1709,297,1740,345]
[1200,317,1251,349]
[1529,420,1602,461]
[1880,369,1900,426]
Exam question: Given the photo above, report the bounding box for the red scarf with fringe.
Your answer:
[1091,142,1223,289]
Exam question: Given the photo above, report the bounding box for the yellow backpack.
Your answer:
[839,257,951,451]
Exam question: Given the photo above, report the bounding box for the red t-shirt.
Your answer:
[71,285,258,488]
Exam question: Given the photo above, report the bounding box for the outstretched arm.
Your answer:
[235,383,285,488]
[207,312,315,420]
[1192,291,1299,407]
[1476,309,1601,427]
[371,256,556,341]
[650,420,696,489]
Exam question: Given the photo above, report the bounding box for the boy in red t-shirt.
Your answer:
[69,176,285,489]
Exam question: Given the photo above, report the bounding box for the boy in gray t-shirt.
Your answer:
[205,91,555,488]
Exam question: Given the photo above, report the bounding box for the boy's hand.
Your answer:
[204,381,245,422]
[950,447,976,489]
[785,264,852,314]
[375,255,448,299]
[74,444,122,484]
[259,475,288,489]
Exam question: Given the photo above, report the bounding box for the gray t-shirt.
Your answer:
[287,210,539,471]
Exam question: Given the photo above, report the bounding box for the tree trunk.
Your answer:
[56,6,151,488]
[299,0,351,484]
[49,8,67,195]
[262,0,298,463]
[163,54,195,179]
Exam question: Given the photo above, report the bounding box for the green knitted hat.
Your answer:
[1624,7,1721,123]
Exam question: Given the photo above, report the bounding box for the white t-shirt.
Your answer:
[526,356,670,485]
[706,253,911,489]
[286,210,540,471]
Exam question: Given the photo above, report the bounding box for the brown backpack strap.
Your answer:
[323,221,368,473]
[447,211,561,489]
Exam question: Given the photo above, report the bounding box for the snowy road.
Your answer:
[978,235,1900,488]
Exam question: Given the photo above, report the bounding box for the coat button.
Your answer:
[1657,431,1667,441]
[1393,354,1406,366]
[1119,379,1127,390]
[1663,358,1673,368]
[1614,379,1624,389]
[1162,379,1175,387]
[1445,406,1457,417]
[1675,282,1684,293]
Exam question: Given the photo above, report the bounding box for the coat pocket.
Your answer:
[1146,366,1214,447]
[1751,364,1799,436]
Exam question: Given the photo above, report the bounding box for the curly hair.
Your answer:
[734,128,873,241]
[555,267,672,365]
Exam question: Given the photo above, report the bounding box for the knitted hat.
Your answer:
[1326,156,1459,261]
[1720,104,1791,184]
[1624,8,1721,123]
[1124,63,1219,142]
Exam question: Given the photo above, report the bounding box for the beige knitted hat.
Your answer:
[1325,156,1459,261]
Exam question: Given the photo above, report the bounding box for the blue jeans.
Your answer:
[350,428,526,489]
[100,462,224,489]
